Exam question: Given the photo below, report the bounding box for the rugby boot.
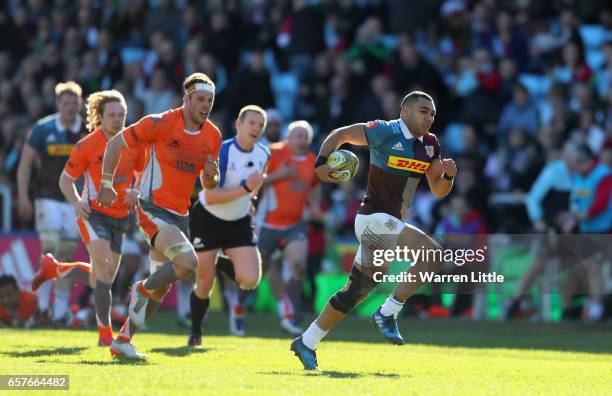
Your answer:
[370,307,405,345]
[290,336,319,370]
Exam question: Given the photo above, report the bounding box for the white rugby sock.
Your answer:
[380,295,404,318]
[301,321,328,350]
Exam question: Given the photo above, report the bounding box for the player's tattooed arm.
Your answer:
[426,158,457,198]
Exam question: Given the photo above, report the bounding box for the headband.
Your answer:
[186,82,215,95]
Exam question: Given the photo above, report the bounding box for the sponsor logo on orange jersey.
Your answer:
[387,156,429,173]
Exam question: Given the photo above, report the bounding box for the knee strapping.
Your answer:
[329,267,377,314]
[163,241,193,260]
[39,230,61,255]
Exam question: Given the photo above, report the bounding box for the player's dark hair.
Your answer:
[0,275,18,290]
[401,91,434,108]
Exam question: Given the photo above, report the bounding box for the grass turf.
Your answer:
[1,312,611,395]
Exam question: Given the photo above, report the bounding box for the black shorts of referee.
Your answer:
[189,200,256,252]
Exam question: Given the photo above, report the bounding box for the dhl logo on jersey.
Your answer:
[47,144,75,156]
[387,156,430,173]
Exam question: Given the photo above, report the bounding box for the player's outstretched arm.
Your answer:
[425,158,457,198]
[315,123,368,183]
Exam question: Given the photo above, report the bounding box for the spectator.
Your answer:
[225,49,275,129]
[485,127,542,232]
[432,194,488,318]
[135,68,177,115]
[345,16,391,81]
[260,108,284,147]
[283,0,326,82]
[392,34,449,120]
[563,144,612,322]
[497,83,539,136]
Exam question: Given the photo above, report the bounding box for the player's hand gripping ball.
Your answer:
[327,150,359,182]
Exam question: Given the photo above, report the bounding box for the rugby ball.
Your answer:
[327,149,359,181]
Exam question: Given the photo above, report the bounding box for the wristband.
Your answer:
[314,155,328,168]
[101,178,113,189]
[443,172,455,181]
[241,180,252,193]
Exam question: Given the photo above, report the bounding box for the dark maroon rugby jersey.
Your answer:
[359,119,441,220]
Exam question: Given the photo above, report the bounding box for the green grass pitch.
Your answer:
[1,312,611,395]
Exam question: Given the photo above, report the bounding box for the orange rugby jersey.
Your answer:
[121,108,222,216]
[64,129,145,218]
[263,142,317,228]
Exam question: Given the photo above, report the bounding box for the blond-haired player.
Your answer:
[34,90,145,346]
